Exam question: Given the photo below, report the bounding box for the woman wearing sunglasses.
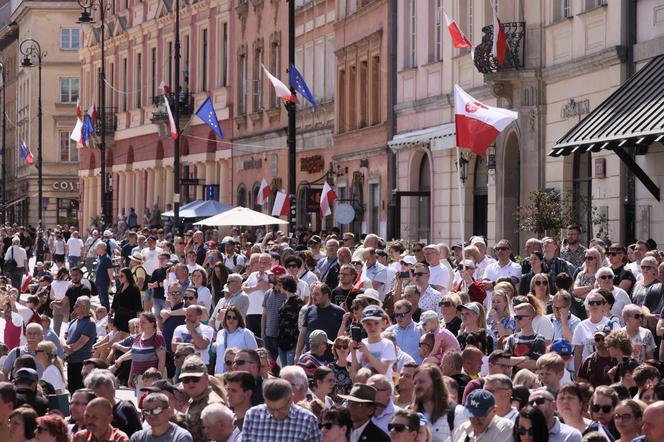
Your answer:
[213,305,257,374]
[389,409,420,442]
[328,335,352,403]
[595,267,632,326]
[557,381,613,439]
[573,248,602,300]
[319,406,352,442]
[527,273,553,312]
[590,386,620,439]
[513,406,549,442]
[613,399,644,442]
[519,251,551,296]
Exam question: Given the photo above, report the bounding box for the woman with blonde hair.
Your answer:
[573,248,602,299]
[512,294,554,344]
[528,273,553,311]
[513,368,541,390]
[35,341,66,393]
[457,302,493,354]
[439,292,462,336]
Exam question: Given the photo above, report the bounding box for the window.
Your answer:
[585,0,605,10]
[150,48,156,101]
[371,56,380,125]
[432,0,442,62]
[553,0,571,21]
[325,35,335,100]
[183,35,190,89]
[60,28,80,50]
[270,40,280,108]
[219,22,228,87]
[57,199,79,226]
[59,78,79,103]
[314,38,325,102]
[253,45,263,111]
[237,184,247,207]
[407,0,416,68]
[59,131,78,162]
[369,182,380,234]
[109,62,115,109]
[135,53,142,108]
[167,41,173,91]
[359,61,367,128]
[338,69,346,132]
[201,28,208,91]
[348,65,356,130]
[238,53,247,115]
[122,58,128,111]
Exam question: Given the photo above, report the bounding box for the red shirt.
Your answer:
[73,427,129,442]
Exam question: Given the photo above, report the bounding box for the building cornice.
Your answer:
[542,46,627,84]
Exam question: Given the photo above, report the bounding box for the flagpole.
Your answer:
[455,146,465,246]
[287,0,297,235]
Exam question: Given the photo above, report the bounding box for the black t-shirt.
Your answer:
[303,304,345,350]
[121,242,136,267]
[15,387,49,416]
[112,399,143,437]
[612,265,636,294]
[331,286,352,308]
[65,284,92,314]
[150,266,168,300]
[445,316,462,336]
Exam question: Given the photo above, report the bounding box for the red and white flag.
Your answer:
[492,2,508,66]
[75,98,83,120]
[454,84,517,156]
[88,104,97,122]
[261,64,299,104]
[256,179,271,206]
[163,95,178,140]
[443,9,472,49]
[271,191,289,217]
[159,80,170,95]
[320,181,336,218]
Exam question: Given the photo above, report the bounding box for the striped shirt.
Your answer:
[130,332,165,377]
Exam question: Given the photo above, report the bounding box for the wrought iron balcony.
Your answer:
[150,92,195,123]
[473,22,526,74]
[95,107,117,135]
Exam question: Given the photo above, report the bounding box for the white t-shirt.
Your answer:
[349,338,397,382]
[572,317,620,359]
[482,260,522,311]
[624,326,657,363]
[224,253,246,272]
[611,287,631,325]
[141,247,163,275]
[196,286,213,312]
[474,255,496,280]
[42,365,65,392]
[429,264,450,295]
[66,237,84,257]
[245,271,268,315]
[172,323,215,363]
[532,315,555,341]
[51,280,72,301]
[96,315,109,338]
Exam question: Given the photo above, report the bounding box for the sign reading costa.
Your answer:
[52,181,80,191]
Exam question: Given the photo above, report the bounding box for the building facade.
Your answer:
[0,0,82,227]
[78,0,233,233]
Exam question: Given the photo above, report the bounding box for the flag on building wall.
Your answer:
[256,179,271,206]
[163,95,178,140]
[20,140,34,165]
[272,191,289,217]
[76,98,83,120]
[81,114,95,147]
[443,9,472,49]
[454,84,518,156]
[71,118,83,146]
[492,2,508,66]
[320,181,336,218]
[262,64,299,104]
[289,64,317,109]
[159,80,170,95]
[88,104,98,123]
[195,96,224,139]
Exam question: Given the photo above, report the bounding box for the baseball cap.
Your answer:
[221,236,235,245]
[141,379,179,394]
[361,306,385,322]
[464,389,496,418]
[103,230,113,237]
[420,310,439,323]
[129,252,144,262]
[551,339,573,358]
[451,242,464,250]
[594,325,613,338]
[179,358,207,378]
[146,236,157,242]
[269,265,286,276]
[400,256,417,266]
[470,236,486,247]
[309,329,333,346]
[457,303,481,316]
[14,368,39,383]
[356,289,381,305]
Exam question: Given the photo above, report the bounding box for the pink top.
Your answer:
[4,313,21,350]
[431,327,461,361]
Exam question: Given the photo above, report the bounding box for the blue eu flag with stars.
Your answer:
[195,96,224,140]
[289,64,317,109]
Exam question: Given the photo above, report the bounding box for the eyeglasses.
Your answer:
[181,377,201,384]
[334,344,349,350]
[516,427,534,436]
[184,296,195,300]
[439,301,452,307]
[608,252,621,257]
[319,422,337,430]
[412,248,423,252]
[633,313,643,320]
[585,256,595,261]
[529,397,551,406]
[514,315,531,321]
[587,300,606,306]
[168,291,180,295]
[534,280,548,286]
[594,336,605,342]
[614,413,634,421]
[35,425,49,433]
[495,246,510,251]
[591,404,613,413]
[394,312,410,318]
[598,275,613,280]
[286,264,299,269]
[233,359,255,366]
[641,266,654,271]
[418,343,430,348]
[388,423,411,433]
[413,272,428,277]
[35,349,45,354]
[143,406,165,416]
[226,316,238,321]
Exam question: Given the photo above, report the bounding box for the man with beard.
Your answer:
[560,225,587,270]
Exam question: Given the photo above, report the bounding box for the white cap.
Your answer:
[400,256,417,265]
[470,236,486,247]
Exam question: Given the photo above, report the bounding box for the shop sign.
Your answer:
[304,187,322,213]
[300,155,324,174]
[52,181,80,191]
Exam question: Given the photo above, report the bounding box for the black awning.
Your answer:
[549,54,664,201]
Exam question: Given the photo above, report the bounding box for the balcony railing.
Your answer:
[473,22,526,74]
[150,92,195,123]
[95,107,117,135]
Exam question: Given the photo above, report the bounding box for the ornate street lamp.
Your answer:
[20,38,44,229]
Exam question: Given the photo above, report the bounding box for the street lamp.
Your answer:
[77,0,111,228]
[20,38,44,229]
[0,61,6,224]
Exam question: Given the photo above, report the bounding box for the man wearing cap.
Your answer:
[453,389,514,441]
[211,273,249,325]
[179,356,224,441]
[528,389,582,442]
[297,329,334,376]
[576,325,614,387]
[243,378,322,441]
[222,237,246,273]
[131,392,193,441]
[339,383,389,442]
[14,367,49,415]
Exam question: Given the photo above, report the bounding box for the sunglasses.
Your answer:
[226,316,238,321]
[319,422,336,430]
[181,377,201,384]
[388,423,411,433]
[529,397,551,406]
[412,248,423,252]
[233,359,255,366]
[534,280,548,286]
[334,344,349,350]
[585,256,595,260]
[495,246,510,251]
[286,264,299,269]
[608,252,621,257]
[641,266,654,270]
[514,315,531,321]
[168,291,180,295]
[184,296,195,300]
[439,301,452,307]
[633,313,643,320]
[591,404,613,413]
[587,300,606,306]
[394,312,409,318]
[516,427,534,436]
[413,272,428,277]
[598,275,613,280]
[143,406,165,416]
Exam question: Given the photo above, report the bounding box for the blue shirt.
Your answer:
[44,328,65,359]
[66,316,96,363]
[547,313,581,341]
[162,302,186,349]
[549,417,582,442]
[387,320,422,363]
[95,254,113,289]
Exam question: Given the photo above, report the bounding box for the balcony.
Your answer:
[150,92,195,124]
[473,22,526,74]
[95,107,117,135]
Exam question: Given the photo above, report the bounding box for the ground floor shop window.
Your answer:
[57,198,79,226]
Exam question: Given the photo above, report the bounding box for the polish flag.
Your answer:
[159,80,170,95]
[256,179,271,206]
[320,181,336,218]
[70,118,83,146]
[163,95,178,140]
[454,84,518,156]
[271,191,289,217]
[492,2,508,66]
[443,9,472,49]
[88,104,98,122]
[261,64,299,104]
[75,98,83,120]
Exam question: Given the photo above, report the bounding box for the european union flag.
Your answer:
[289,64,317,109]
[195,96,224,140]
[81,114,95,147]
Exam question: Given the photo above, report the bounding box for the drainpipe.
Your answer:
[387,0,398,241]
[624,0,637,243]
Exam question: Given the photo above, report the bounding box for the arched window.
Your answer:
[417,155,431,242]
[237,184,247,207]
[251,182,261,211]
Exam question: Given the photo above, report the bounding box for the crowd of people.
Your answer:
[1,223,664,441]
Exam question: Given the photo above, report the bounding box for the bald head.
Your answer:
[643,401,664,442]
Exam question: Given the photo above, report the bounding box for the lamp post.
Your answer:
[0,62,5,224]
[77,0,110,228]
[173,0,181,234]
[20,38,44,229]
